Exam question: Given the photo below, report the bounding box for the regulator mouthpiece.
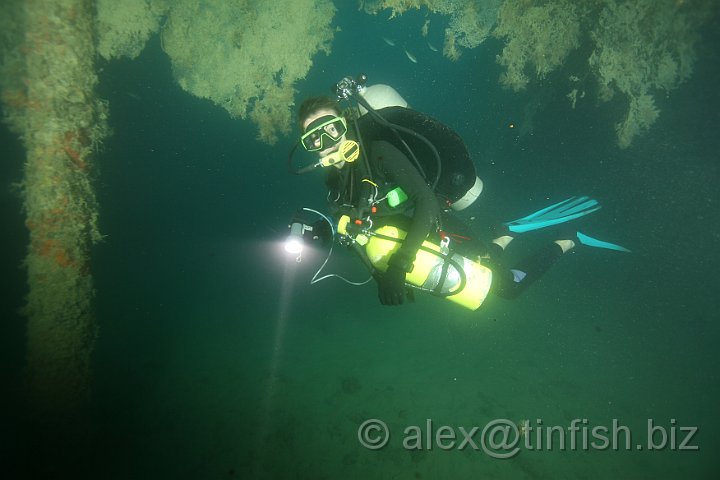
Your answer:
[320,140,360,167]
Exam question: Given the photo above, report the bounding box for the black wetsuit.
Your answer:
[326,108,564,303]
[327,106,483,259]
[326,139,442,262]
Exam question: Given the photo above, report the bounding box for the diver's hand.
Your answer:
[310,219,332,245]
[377,264,407,306]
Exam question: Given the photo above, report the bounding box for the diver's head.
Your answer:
[298,96,341,129]
[298,97,348,165]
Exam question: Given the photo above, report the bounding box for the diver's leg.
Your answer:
[489,242,565,300]
[438,212,490,258]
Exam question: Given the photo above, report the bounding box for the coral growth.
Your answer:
[493,0,581,91]
[589,0,711,147]
[361,0,502,61]
[616,94,660,149]
[96,0,169,60]
[96,0,335,144]
[0,0,109,412]
[0,0,27,135]
[362,0,714,148]
[160,0,336,144]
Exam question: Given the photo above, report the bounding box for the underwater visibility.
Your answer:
[0,1,718,479]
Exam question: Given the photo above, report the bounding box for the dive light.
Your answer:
[284,208,336,261]
[284,222,306,255]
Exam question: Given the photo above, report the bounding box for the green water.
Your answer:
[1,5,718,479]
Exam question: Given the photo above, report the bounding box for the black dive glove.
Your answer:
[377,253,413,306]
[310,219,332,246]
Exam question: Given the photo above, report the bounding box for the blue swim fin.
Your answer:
[504,196,602,233]
[576,231,631,253]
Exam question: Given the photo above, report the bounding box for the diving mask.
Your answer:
[301,115,348,152]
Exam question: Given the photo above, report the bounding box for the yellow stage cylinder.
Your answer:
[364,225,493,310]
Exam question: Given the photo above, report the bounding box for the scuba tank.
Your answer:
[356,84,483,211]
[337,216,493,311]
[289,75,483,211]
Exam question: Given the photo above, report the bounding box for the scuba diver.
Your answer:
[286,74,629,310]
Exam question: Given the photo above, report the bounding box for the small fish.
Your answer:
[382,37,396,47]
[427,41,438,52]
[404,49,417,64]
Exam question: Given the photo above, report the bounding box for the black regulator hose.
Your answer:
[350,92,443,192]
